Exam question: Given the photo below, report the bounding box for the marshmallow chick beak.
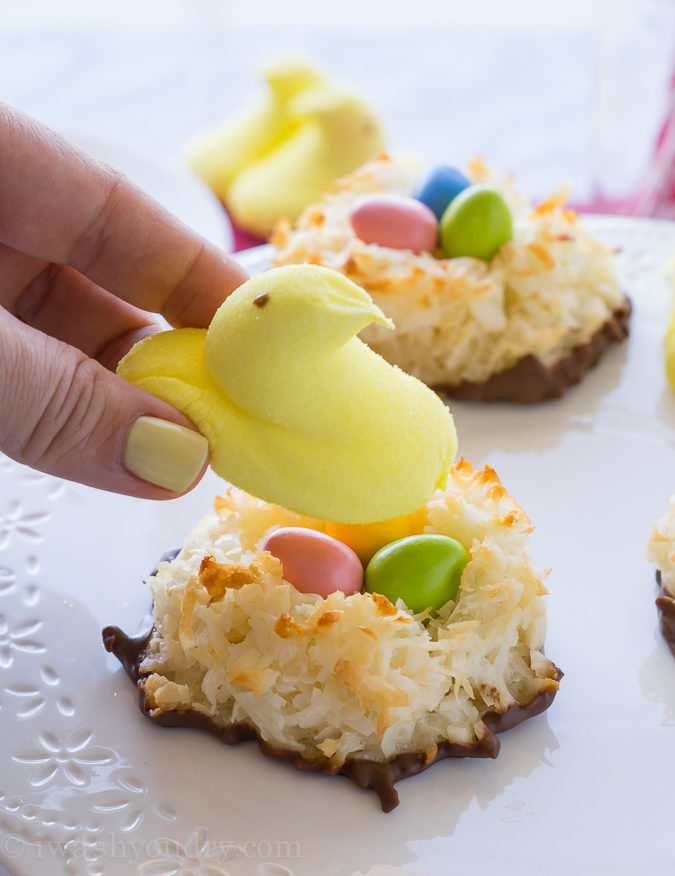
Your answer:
[117,264,457,523]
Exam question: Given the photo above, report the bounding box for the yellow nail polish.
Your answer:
[125,416,209,493]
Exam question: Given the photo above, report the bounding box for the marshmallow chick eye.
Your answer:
[117,264,457,524]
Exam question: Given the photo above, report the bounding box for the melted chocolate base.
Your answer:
[656,570,675,658]
[103,622,561,812]
[439,297,631,403]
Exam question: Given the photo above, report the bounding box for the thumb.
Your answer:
[0,310,209,498]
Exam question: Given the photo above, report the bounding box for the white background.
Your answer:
[2,5,675,875]
[1,0,674,208]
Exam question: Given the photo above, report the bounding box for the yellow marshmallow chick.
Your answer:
[666,300,675,390]
[186,60,322,200]
[226,85,384,237]
[117,265,456,523]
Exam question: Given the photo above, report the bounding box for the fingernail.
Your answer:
[124,416,209,493]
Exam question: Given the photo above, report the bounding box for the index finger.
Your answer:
[0,103,249,327]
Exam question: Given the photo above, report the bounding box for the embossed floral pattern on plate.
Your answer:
[2,217,675,876]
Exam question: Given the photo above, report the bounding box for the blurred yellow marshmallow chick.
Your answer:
[226,84,384,237]
[186,59,322,201]
[117,265,456,524]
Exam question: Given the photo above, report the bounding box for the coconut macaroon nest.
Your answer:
[646,495,675,656]
[103,461,561,811]
[272,156,630,402]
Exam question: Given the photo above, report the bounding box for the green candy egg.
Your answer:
[364,534,468,615]
[439,184,512,261]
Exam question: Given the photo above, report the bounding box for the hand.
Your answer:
[0,103,249,498]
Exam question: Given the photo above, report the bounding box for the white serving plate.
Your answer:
[1,217,675,875]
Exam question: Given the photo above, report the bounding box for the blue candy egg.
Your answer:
[415,165,471,220]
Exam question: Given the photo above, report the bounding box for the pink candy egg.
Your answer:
[349,195,439,253]
[262,527,363,598]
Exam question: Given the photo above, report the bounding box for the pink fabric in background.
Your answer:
[578,59,675,219]
[631,65,675,220]
[230,219,266,252]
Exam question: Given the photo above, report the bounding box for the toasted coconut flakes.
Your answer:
[535,581,549,598]
[334,659,409,736]
[370,593,399,616]
[486,484,508,504]
[139,462,556,761]
[274,607,341,639]
[200,556,254,603]
[227,649,277,697]
[468,156,488,176]
[305,206,325,225]
[476,466,500,487]
[272,157,623,386]
[531,189,569,217]
[527,242,556,270]
[454,457,474,480]
[647,496,675,597]
[424,743,439,764]
[178,576,206,649]
[317,738,340,757]
[274,613,307,639]
[500,511,521,528]
[538,677,561,693]
[213,489,237,515]
[317,610,341,627]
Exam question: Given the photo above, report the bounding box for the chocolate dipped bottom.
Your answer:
[103,468,561,813]
[656,570,675,658]
[103,620,561,813]
[440,297,631,403]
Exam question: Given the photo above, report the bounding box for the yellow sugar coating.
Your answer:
[118,264,457,523]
